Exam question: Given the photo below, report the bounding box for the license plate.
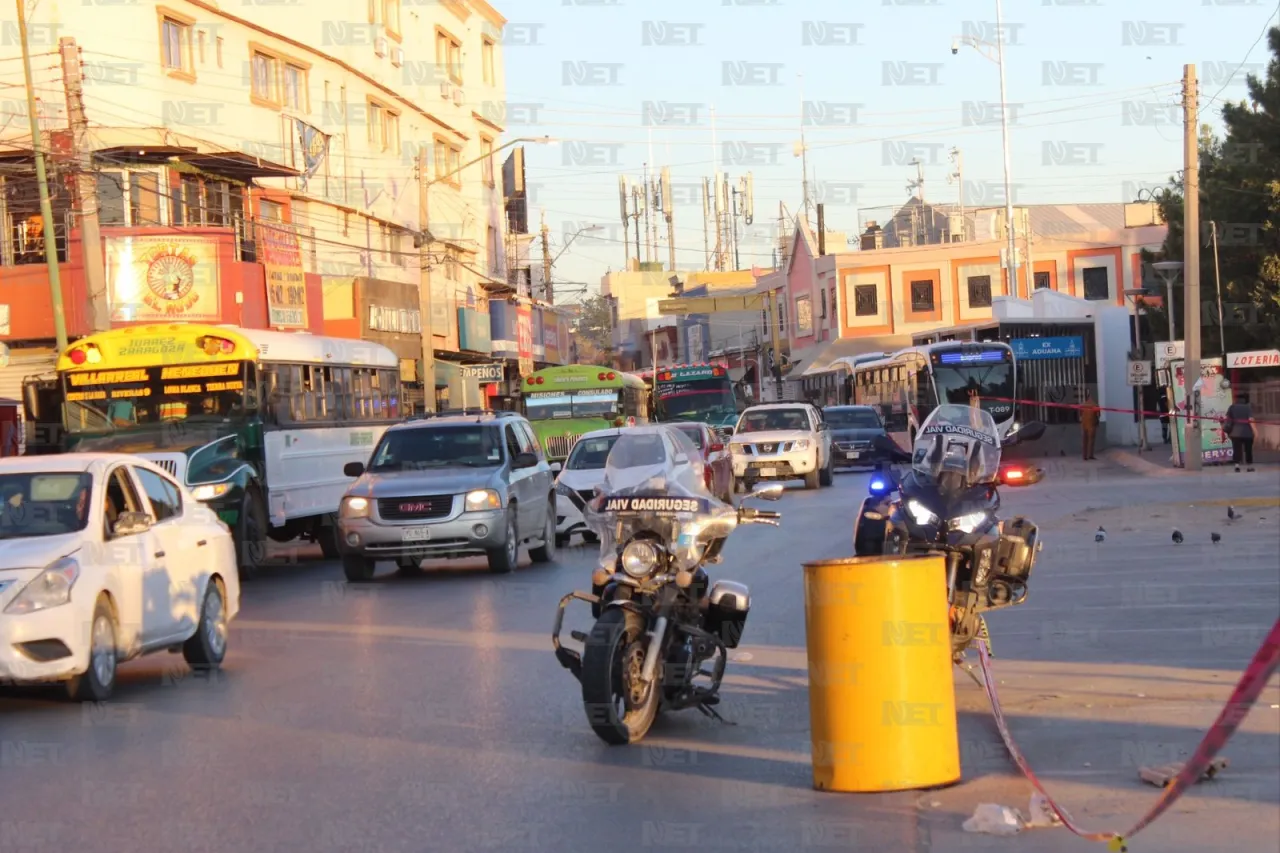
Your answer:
[759,467,777,477]
[846,451,861,459]
[400,527,432,541]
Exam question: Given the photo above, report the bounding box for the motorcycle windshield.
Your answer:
[585,425,737,573]
[911,404,1002,488]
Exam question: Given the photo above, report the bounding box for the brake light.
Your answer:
[526,376,535,385]
[69,348,87,365]
[597,372,606,381]
[606,372,616,380]
[613,417,624,426]
[535,376,544,385]
[1005,469,1024,480]
[703,465,713,489]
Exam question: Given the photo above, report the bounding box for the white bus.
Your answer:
[57,324,402,575]
[852,341,1017,447]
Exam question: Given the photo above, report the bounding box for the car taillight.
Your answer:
[69,348,87,365]
[1005,469,1024,480]
[703,465,713,489]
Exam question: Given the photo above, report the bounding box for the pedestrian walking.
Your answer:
[1223,392,1256,472]
[1157,392,1170,444]
[1081,391,1100,460]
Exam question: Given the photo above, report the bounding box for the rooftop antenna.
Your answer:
[796,72,811,223]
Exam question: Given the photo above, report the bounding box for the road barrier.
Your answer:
[972,616,1280,850]
[802,555,959,792]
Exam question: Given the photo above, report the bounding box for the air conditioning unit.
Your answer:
[439,81,451,100]
[374,36,387,58]
[391,46,404,67]
[451,87,464,106]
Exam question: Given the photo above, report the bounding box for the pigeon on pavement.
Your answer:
[1095,526,1106,543]
[1172,530,1184,544]
[1211,532,1222,545]
[1227,506,1239,521]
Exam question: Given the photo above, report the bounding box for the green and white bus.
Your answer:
[635,362,741,436]
[521,365,650,464]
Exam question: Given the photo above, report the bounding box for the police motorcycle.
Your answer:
[852,404,1046,660]
[552,425,783,745]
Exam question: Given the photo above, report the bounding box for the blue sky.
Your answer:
[500,0,1280,300]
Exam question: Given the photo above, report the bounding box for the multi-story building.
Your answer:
[0,0,511,414]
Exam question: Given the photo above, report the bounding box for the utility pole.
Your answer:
[798,73,811,224]
[540,210,552,305]
[995,0,1018,296]
[619,175,631,271]
[59,37,108,332]
[641,162,652,264]
[416,145,436,412]
[1181,64,1203,471]
[701,177,711,270]
[18,0,67,351]
[661,167,675,272]
[1209,220,1225,356]
[948,147,965,240]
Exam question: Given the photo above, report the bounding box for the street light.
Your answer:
[541,223,601,302]
[1124,286,1151,451]
[1152,260,1183,340]
[953,0,1018,296]
[552,224,602,266]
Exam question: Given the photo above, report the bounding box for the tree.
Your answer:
[570,295,615,365]
[1146,29,1280,354]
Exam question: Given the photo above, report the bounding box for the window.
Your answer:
[1082,266,1109,301]
[197,31,205,64]
[909,280,935,312]
[820,287,827,319]
[216,37,223,68]
[259,199,284,221]
[130,172,161,225]
[103,468,143,538]
[133,467,182,522]
[1034,271,1051,290]
[795,296,812,335]
[480,136,494,187]
[368,100,385,147]
[504,424,522,460]
[97,172,126,226]
[436,28,463,84]
[487,225,499,273]
[854,284,878,317]
[383,109,400,153]
[283,64,306,111]
[482,37,496,86]
[251,51,278,103]
[383,0,401,38]
[159,14,192,77]
[443,247,461,281]
[967,275,993,308]
[434,137,462,185]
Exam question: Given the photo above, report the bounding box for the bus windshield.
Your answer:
[525,390,620,421]
[655,379,736,423]
[933,362,1014,408]
[62,362,251,434]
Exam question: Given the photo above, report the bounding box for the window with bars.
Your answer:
[1034,271,1051,290]
[909,280,935,312]
[967,275,993,308]
[1082,267,1109,300]
[854,284,877,317]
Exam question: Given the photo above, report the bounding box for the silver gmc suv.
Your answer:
[336,411,557,581]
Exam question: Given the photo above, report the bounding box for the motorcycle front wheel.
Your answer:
[580,608,662,745]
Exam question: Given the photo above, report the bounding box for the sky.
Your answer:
[501,0,1280,302]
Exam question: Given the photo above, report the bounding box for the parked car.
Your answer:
[337,411,557,580]
[671,422,734,503]
[0,454,240,701]
[823,405,890,469]
[729,403,834,491]
[553,425,708,544]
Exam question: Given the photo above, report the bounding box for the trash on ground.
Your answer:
[1025,792,1063,828]
[962,803,1024,836]
[1139,758,1229,788]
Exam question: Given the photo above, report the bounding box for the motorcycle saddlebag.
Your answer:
[994,517,1040,582]
[852,497,889,556]
[706,580,750,649]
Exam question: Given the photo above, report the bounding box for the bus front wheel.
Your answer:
[235,488,268,581]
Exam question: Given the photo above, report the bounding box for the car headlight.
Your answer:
[729,442,747,453]
[906,500,939,527]
[5,556,79,615]
[340,496,370,519]
[794,439,811,450]
[950,511,990,534]
[464,489,502,512]
[621,540,662,578]
[190,482,232,502]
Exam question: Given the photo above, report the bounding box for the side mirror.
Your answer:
[674,454,689,465]
[1018,422,1046,442]
[513,452,539,469]
[748,483,785,501]
[549,461,562,474]
[112,511,152,537]
[872,434,894,452]
[344,462,365,478]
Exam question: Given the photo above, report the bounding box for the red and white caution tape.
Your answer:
[973,617,1280,851]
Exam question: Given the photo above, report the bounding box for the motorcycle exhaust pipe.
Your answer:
[640,616,668,684]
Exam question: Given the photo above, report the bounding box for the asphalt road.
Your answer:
[2,461,1277,853]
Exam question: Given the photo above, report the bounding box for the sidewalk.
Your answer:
[1104,443,1280,479]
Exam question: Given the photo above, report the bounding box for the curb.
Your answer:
[1102,448,1182,478]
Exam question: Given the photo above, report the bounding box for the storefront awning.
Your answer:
[801,335,914,376]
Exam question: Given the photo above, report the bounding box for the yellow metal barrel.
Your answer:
[802,554,960,792]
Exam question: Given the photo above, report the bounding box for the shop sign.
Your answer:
[517,305,534,376]
[458,307,492,352]
[105,236,221,322]
[1226,349,1280,369]
[461,363,504,383]
[369,305,422,333]
[256,223,308,329]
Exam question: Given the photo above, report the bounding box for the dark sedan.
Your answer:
[822,405,889,469]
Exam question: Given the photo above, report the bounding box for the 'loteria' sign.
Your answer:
[1226,349,1280,369]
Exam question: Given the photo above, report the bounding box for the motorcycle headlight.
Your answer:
[464,489,502,512]
[191,483,232,502]
[5,556,80,615]
[950,511,990,534]
[906,500,939,527]
[621,540,662,578]
[340,496,370,519]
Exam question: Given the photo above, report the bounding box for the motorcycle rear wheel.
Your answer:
[580,608,662,745]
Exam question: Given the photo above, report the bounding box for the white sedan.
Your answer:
[0,454,240,701]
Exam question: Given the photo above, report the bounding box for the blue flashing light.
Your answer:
[869,478,886,492]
